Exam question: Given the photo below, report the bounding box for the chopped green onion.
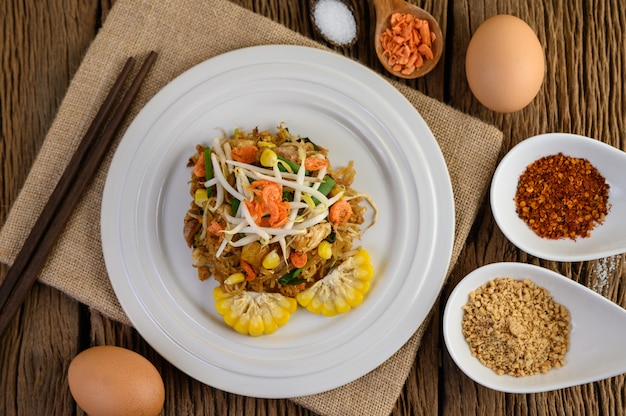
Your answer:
[204,147,214,197]
[231,198,240,215]
[278,267,305,285]
[283,191,294,202]
[276,155,304,174]
[317,175,335,195]
[312,175,336,205]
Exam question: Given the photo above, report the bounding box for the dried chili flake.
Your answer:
[514,153,610,240]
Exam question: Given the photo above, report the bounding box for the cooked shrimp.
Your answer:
[231,145,258,164]
[329,200,353,227]
[304,157,329,171]
[380,12,436,75]
[207,220,223,235]
[247,180,291,228]
[240,259,256,281]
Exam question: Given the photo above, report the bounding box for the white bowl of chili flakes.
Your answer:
[490,132,626,261]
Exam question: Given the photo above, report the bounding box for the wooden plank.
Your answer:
[0,1,100,415]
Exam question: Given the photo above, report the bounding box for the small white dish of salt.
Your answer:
[443,262,626,393]
[311,0,358,47]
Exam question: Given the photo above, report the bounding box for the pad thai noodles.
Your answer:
[183,123,378,336]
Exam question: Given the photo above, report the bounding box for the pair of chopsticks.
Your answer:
[0,51,157,336]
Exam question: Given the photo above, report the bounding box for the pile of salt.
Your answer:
[312,0,357,46]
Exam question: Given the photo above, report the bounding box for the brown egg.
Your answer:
[68,346,165,416]
[465,14,545,113]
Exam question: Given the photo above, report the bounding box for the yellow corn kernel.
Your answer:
[233,313,251,335]
[352,280,370,294]
[353,249,370,266]
[213,287,229,300]
[262,250,280,269]
[296,249,374,316]
[224,272,245,285]
[321,300,336,317]
[261,309,278,334]
[194,188,208,206]
[248,314,265,337]
[257,141,276,148]
[317,241,333,259]
[260,148,278,167]
[268,302,289,325]
[296,289,314,306]
[306,297,323,314]
[223,309,239,327]
[334,297,351,314]
[344,286,364,307]
[279,296,297,312]
[215,297,233,315]
[357,264,374,280]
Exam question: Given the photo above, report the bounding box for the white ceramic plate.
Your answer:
[101,45,454,398]
[443,262,626,393]
[491,133,626,262]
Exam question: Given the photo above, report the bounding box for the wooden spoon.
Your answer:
[373,0,443,79]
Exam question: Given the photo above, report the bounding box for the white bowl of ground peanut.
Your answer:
[490,133,626,261]
[443,262,626,393]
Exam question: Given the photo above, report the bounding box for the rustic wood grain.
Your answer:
[0,1,99,415]
[1,0,625,415]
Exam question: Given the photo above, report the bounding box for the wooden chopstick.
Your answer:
[0,51,157,336]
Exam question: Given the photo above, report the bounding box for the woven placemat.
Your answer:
[0,0,503,415]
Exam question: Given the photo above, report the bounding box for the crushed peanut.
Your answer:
[461,277,571,377]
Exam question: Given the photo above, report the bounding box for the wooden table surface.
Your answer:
[2,0,625,414]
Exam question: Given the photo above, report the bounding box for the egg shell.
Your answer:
[465,14,545,113]
[68,346,165,416]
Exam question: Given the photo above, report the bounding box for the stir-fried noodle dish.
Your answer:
[183,123,377,336]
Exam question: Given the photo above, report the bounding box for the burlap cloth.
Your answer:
[0,0,503,415]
